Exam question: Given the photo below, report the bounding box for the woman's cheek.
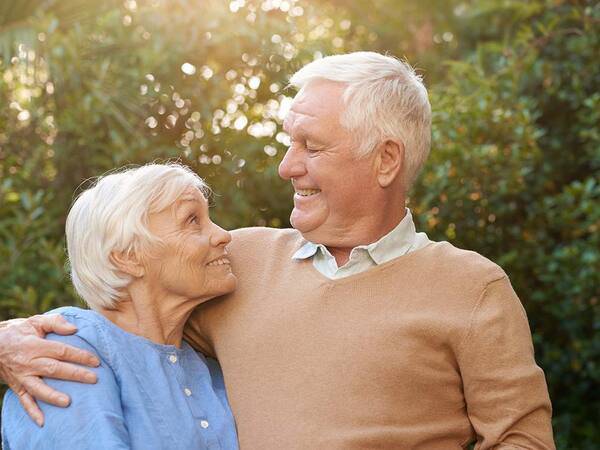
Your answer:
[189,233,211,260]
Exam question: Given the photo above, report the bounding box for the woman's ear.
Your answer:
[376,138,404,188]
[109,250,145,278]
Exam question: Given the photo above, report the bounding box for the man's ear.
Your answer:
[109,250,145,278]
[376,138,404,188]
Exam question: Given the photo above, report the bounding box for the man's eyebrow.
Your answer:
[284,114,325,143]
[287,123,312,141]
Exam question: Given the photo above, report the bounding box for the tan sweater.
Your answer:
[185,227,554,450]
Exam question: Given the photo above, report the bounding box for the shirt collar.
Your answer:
[292,241,320,260]
[291,208,418,265]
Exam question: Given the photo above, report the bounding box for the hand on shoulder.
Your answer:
[0,313,100,426]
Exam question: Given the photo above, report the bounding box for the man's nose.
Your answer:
[278,146,305,180]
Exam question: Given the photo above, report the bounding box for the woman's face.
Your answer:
[143,186,237,301]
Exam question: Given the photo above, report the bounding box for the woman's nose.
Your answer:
[210,222,232,247]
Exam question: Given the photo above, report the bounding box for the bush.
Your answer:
[1,0,598,446]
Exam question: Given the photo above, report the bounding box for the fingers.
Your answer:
[29,314,77,336]
[21,376,71,408]
[1,318,27,329]
[37,357,98,384]
[16,390,44,427]
[42,339,100,368]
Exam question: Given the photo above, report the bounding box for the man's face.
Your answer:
[278,80,381,247]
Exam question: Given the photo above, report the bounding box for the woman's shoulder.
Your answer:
[46,305,102,324]
[1,308,130,449]
[2,307,131,450]
[43,306,114,363]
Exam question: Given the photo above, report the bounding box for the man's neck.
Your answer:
[325,207,408,267]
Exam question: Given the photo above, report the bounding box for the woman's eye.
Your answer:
[189,215,198,224]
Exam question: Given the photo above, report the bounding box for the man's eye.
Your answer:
[188,214,198,224]
[306,147,319,153]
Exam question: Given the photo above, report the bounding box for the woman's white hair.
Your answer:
[289,51,432,189]
[66,163,209,310]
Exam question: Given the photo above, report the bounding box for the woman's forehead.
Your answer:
[178,186,207,202]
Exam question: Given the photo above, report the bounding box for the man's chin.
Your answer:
[290,205,331,238]
[291,217,324,243]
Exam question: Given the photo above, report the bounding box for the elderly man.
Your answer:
[0,52,554,449]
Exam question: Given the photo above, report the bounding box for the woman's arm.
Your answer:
[0,315,100,425]
[2,331,130,449]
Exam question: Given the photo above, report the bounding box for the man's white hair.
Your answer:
[289,51,432,189]
[66,163,209,310]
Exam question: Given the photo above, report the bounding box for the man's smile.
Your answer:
[294,188,321,197]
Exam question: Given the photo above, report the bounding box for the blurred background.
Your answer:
[0,0,598,447]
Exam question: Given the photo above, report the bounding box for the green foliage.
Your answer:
[412,3,600,446]
[0,0,598,446]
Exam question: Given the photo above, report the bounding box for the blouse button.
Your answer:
[169,355,177,363]
[184,388,192,397]
[200,420,209,429]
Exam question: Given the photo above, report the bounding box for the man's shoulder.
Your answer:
[226,227,306,277]
[230,226,300,240]
[230,227,304,253]
[423,240,507,285]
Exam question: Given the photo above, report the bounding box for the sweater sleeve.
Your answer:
[183,307,216,358]
[456,275,555,449]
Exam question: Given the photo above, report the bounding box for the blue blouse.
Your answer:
[1,307,238,450]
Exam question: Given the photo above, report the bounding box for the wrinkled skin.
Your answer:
[0,315,100,426]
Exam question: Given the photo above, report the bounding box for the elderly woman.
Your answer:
[2,163,238,449]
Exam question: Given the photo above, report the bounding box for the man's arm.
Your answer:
[0,315,100,425]
[183,306,217,357]
[2,332,130,449]
[457,275,555,449]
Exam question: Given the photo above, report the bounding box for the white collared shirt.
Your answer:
[292,208,432,279]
